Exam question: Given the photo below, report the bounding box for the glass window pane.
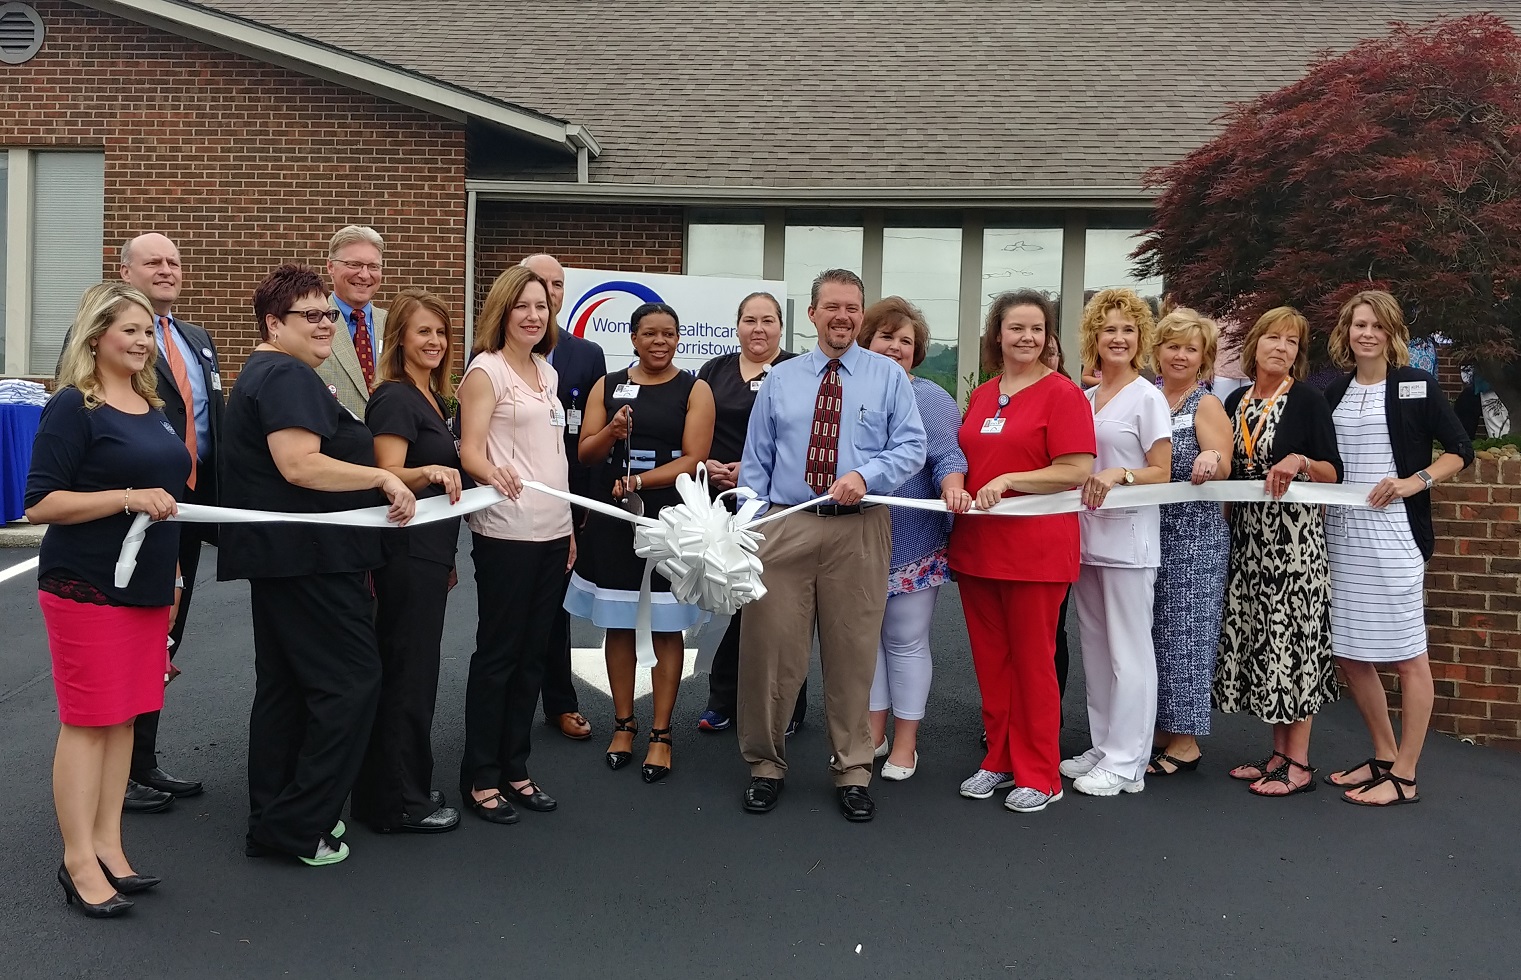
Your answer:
[30,152,105,375]
[783,224,862,351]
[981,226,1064,325]
[1083,226,1164,313]
[881,226,961,396]
[687,222,764,279]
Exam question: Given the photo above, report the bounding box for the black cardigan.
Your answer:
[1223,381,1346,482]
[1324,366,1474,560]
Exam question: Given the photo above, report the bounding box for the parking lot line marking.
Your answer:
[0,556,39,586]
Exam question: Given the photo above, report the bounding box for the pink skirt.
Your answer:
[39,592,168,727]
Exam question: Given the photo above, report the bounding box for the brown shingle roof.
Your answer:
[193,0,1521,189]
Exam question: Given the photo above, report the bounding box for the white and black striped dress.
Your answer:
[1326,381,1427,662]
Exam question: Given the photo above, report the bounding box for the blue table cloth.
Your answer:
[1,402,44,523]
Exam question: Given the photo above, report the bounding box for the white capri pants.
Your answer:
[1073,564,1159,782]
[869,586,940,720]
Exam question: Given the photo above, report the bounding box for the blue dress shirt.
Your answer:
[158,313,210,459]
[333,295,377,352]
[740,344,926,506]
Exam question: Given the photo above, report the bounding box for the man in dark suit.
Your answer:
[120,233,224,810]
[522,253,606,741]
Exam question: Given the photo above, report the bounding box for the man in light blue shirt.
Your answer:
[736,269,926,823]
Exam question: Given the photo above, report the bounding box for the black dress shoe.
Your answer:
[463,791,519,825]
[837,786,875,822]
[132,767,203,798]
[429,790,446,808]
[123,780,174,814]
[743,777,783,813]
[57,864,132,918]
[99,859,161,894]
[397,806,460,833]
[506,781,557,812]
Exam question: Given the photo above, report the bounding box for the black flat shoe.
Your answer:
[98,860,161,895]
[837,786,876,822]
[57,864,132,918]
[505,781,557,812]
[607,714,638,771]
[464,791,520,825]
[398,806,461,832]
[131,767,203,798]
[743,777,783,813]
[641,728,673,784]
[122,780,174,814]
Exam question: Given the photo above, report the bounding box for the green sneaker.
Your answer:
[331,820,346,840]
[298,838,349,867]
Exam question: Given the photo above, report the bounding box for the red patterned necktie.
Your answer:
[351,308,375,389]
[805,358,843,494]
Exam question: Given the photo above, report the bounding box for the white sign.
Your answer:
[561,268,786,374]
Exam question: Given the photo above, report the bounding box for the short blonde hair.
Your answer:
[55,282,162,410]
[1328,290,1411,370]
[1151,307,1219,382]
[1240,306,1311,380]
[328,225,384,259]
[1080,288,1156,375]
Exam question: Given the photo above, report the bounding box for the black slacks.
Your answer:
[1056,586,1071,699]
[246,573,381,858]
[461,534,570,792]
[351,552,451,828]
[540,602,581,717]
[705,609,808,726]
[131,531,203,775]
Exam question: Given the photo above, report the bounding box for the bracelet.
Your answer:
[174,577,185,589]
[124,488,133,514]
[635,475,643,491]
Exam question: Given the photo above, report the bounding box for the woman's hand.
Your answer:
[1368,475,1422,509]
[447,567,459,591]
[975,475,1011,511]
[1081,469,1122,510]
[942,485,974,514]
[567,535,578,572]
[608,405,632,441]
[379,473,417,525]
[1264,454,1305,500]
[126,488,178,521]
[487,462,523,500]
[612,476,641,499]
[423,465,463,504]
[706,459,737,490]
[1190,449,1223,486]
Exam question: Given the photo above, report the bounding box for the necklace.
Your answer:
[1164,385,1194,414]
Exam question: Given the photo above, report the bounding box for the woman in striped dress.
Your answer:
[1322,291,1472,807]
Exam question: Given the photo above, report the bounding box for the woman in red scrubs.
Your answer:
[944,290,1094,814]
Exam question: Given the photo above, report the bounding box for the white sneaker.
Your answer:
[881,752,917,781]
[1072,767,1144,797]
[1004,786,1063,812]
[1059,748,1103,779]
[959,769,1015,799]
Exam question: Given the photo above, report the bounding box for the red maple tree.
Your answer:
[1137,13,1521,418]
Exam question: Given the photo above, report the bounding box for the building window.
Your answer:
[1083,216,1163,314]
[881,224,961,396]
[982,224,1064,326]
[686,209,764,279]
[784,215,862,351]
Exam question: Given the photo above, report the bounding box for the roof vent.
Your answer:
[0,3,44,66]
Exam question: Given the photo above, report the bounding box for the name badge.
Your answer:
[613,383,640,400]
[981,417,1006,435]
[750,378,765,392]
[201,347,213,361]
[550,404,567,428]
[211,372,223,392]
[568,408,582,435]
[1399,381,1426,400]
[1172,412,1193,430]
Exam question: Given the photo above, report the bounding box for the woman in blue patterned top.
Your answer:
[857,298,967,781]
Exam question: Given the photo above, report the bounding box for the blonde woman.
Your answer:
[25,282,190,916]
[1322,291,1472,806]
[1146,309,1232,777]
[1059,288,1172,798]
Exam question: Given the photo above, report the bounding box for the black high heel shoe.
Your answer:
[98,859,161,895]
[607,715,638,771]
[641,727,673,784]
[57,863,133,918]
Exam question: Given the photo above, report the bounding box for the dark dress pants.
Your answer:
[705,609,808,727]
[461,535,570,792]
[1056,586,1071,699]
[131,529,203,776]
[246,573,382,858]
[540,600,581,718]
[351,553,450,828]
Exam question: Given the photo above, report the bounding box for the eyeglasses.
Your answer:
[284,309,342,324]
[332,260,383,274]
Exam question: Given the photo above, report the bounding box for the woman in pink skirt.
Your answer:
[25,282,190,918]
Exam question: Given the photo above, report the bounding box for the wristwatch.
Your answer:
[1416,469,1434,490]
[1122,469,1136,486]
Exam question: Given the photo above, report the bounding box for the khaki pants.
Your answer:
[737,506,891,786]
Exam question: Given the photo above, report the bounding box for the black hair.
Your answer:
[630,302,681,334]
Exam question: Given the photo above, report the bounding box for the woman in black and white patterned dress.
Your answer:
[1322,291,1472,807]
[1215,308,1343,797]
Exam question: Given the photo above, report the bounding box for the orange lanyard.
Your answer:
[1237,378,1291,460]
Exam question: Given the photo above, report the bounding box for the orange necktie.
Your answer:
[159,316,198,491]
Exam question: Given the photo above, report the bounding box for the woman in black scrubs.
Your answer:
[694,292,806,735]
[219,264,416,867]
[352,288,466,834]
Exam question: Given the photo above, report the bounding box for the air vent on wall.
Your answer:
[0,3,44,66]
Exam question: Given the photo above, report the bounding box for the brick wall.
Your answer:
[473,201,684,310]
[1,0,467,378]
[1417,458,1521,746]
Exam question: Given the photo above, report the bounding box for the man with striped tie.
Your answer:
[318,225,388,416]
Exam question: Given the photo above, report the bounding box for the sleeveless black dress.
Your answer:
[563,368,705,631]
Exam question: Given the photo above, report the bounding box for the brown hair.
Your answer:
[735,291,783,324]
[857,296,930,368]
[1151,307,1220,382]
[475,267,556,356]
[378,287,455,400]
[1079,288,1157,375]
[981,290,1055,375]
[809,268,865,307]
[55,282,162,410]
[252,263,327,341]
[1240,306,1311,380]
[1328,289,1411,370]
